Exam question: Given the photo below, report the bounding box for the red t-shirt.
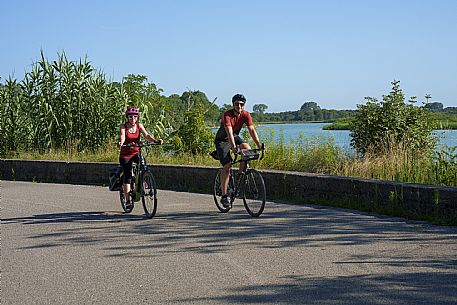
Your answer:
[119,123,140,159]
[215,109,253,140]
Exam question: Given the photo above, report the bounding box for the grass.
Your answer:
[4,133,456,187]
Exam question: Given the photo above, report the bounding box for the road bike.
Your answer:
[114,142,160,218]
[213,144,266,217]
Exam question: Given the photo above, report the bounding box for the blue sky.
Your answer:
[2,0,456,112]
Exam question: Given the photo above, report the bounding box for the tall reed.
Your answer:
[0,51,172,156]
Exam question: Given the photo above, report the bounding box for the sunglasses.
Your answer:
[128,115,138,119]
[234,102,245,107]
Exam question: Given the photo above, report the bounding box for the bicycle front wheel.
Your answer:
[242,169,266,217]
[120,190,134,213]
[141,171,158,218]
[213,169,232,213]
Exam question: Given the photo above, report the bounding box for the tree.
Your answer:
[424,102,443,112]
[252,103,268,121]
[425,94,432,104]
[350,80,436,156]
[174,99,214,155]
[300,101,320,111]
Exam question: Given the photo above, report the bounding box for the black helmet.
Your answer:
[232,93,246,104]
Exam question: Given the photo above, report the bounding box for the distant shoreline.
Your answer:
[254,121,457,131]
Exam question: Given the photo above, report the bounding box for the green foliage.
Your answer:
[427,112,457,130]
[430,145,457,186]
[350,80,436,156]
[0,77,23,155]
[0,50,220,157]
[0,50,129,155]
[322,117,353,130]
[424,101,443,112]
[258,108,354,122]
[174,92,214,154]
[164,90,220,128]
[252,103,268,121]
[300,101,321,111]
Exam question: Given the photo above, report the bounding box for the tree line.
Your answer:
[1,51,453,159]
[251,101,355,122]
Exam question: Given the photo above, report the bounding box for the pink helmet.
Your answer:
[125,107,139,116]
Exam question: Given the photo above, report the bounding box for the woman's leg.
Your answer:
[119,157,133,203]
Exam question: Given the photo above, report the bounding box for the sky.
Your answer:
[1,0,456,112]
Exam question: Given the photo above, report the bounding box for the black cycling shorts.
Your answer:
[214,135,245,166]
[119,154,140,184]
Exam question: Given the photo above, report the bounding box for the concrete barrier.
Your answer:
[1,159,456,224]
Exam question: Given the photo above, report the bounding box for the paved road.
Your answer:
[2,181,457,305]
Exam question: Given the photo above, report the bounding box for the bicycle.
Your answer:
[213,143,266,217]
[117,141,160,218]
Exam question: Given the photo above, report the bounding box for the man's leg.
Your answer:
[220,162,231,196]
[238,142,251,173]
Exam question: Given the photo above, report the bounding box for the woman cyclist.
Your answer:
[118,107,163,209]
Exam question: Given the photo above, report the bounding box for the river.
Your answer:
[253,123,457,152]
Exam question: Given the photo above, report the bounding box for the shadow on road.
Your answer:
[3,211,144,224]
[4,196,457,304]
[4,202,457,255]
[172,272,457,305]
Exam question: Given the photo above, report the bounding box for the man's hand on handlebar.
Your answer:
[259,143,266,154]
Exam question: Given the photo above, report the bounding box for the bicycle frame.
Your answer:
[119,141,160,218]
[213,143,266,217]
[230,143,265,197]
[130,154,147,197]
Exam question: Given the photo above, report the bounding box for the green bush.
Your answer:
[350,80,436,156]
[174,95,214,155]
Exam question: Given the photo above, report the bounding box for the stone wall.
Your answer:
[1,159,456,224]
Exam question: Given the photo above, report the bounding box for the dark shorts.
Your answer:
[119,154,140,184]
[214,135,245,166]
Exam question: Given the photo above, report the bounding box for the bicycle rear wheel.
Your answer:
[213,169,233,213]
[120,190,134,213]
[242,169,266,217]
[141,170,158,218]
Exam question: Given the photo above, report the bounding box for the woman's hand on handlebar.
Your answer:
[153,139,163,145]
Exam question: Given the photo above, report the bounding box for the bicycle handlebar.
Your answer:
[232,143,265,164]
[120,141,162,149]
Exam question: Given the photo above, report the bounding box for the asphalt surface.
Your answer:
[2,180,457,305]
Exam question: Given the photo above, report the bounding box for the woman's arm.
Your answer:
[139,123,163,144]
[118,124,126,147]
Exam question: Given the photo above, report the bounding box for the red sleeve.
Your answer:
[244,111,253,126]
[223,111,232,127]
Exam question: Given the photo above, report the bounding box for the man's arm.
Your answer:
[247,125,261,149]
[224,125,237,153]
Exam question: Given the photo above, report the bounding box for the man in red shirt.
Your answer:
[214,94,263,208]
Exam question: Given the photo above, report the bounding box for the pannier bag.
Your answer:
[210,150,220,160]
[109,166,123,191]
